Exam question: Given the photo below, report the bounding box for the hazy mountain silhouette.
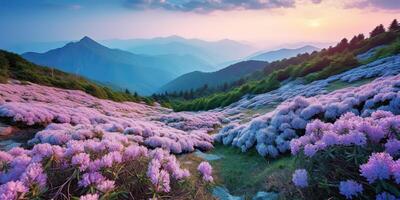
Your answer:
[22,36,213,95]
[102,35,257,68]
[248,45,320,62]
[158,60,267,93]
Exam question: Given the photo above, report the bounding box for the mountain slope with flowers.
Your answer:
[1,50,399,199]
[1,19,400,200]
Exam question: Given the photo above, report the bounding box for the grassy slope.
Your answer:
[208,144,298,199]
[0,50,152,104]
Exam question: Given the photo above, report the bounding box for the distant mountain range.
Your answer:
[102,35,257,68]
[158,60,267,93]
[248,45,320,62]
[158,45,320,93]
[19,36,322,96]
[22,36,214,95]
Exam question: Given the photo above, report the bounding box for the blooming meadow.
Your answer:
[213,54,400,198]
[0,82,217,199]
[0,52,399,199]
[215,59,400,158]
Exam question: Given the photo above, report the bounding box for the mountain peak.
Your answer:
[79,36,96,44]
[72,36,107,50]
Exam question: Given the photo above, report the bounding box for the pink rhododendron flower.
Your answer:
[79,193,99,200]
[360,152,394,183]
[197,161,213,182]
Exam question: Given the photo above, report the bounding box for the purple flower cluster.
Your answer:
[0,130,193,199]
[360,152,394,183]
[292,169,308,188]
[360,152,400,185]
[291,110,400,198]
[376,192,398,200]
[147,149,190,193]
[339,180,363,199]
[290,111,400,158]
[197,161,213,182]
[0,181,28,200]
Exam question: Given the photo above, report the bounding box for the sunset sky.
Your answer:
[1,0,399,49]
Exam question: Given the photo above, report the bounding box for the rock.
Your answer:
[212,186,244,200]
[252,191,279,200]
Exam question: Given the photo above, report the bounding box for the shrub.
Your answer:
[290,111,400,199]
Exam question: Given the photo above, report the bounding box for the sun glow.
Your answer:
[308,19,321,28]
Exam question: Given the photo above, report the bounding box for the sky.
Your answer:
[0,0,399,50]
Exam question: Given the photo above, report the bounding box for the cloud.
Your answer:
[310,0,322,4]
[124,0,298,13]
[345,0,400,10]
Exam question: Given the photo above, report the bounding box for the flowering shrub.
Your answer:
[0,131,213,199]
[216,73,400,158]
[197,161,213,182]
[290,110,400,199]
[0,81,219,199]
[0,82,219,154]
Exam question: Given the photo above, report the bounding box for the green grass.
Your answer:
[209,144,296,199]
[325,78,375,92]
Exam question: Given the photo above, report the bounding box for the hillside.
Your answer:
[248,45,320,62]
[0,49,150,103]
[167,24,400,111]
[22,36,214,95]
[158,60,267,93]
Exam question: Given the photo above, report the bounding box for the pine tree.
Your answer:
[125,88,131,95]
[370,24,386,38]
[349,34,364,50]
[389,19,399,32]
[335,38,349,52]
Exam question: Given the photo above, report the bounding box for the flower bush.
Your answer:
[0,82,217,199]
[290,110,400,199]
[0,82,220,154]
[216,73,400,158]
[197,161,213,182]
[0,131,213,199]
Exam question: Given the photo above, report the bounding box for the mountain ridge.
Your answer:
[248,45,320,62]
[158,60,268,93]
[22,36,214,95]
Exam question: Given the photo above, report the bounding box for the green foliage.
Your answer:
[0,50,152,104]
[370,24,386,38]
[304,53,360,83]
[367,38,400,63]
[389,19,400,32]
[0,52,9,83]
